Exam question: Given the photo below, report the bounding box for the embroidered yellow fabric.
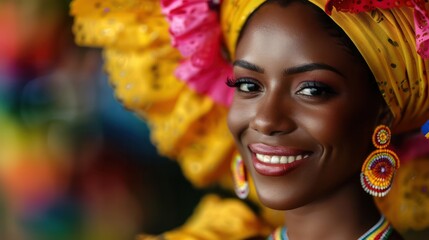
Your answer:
[311,0,429,134]
[136,195,273,240]
[71,0,236,187]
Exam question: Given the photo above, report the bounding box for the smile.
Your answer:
[255,153,310,164]
[249,143,312,176]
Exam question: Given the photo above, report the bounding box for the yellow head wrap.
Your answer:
[221,0,429,134]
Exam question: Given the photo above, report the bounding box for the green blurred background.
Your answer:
[0,0,204,239]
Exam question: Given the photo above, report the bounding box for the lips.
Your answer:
[249,143,311,176]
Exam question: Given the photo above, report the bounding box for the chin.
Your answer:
[256,187,306,211]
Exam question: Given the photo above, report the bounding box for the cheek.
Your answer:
[227,101,248,141]
[302,99,377,154]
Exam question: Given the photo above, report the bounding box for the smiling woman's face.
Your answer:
[227,1,385,210]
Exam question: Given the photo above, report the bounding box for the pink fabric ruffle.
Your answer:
[325,0,429,59]
[414,1,429,58]
[161,0,234,106]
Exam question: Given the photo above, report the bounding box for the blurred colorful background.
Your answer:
[0,0,204,239]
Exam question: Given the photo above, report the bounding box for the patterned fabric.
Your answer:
[325,0,429,59]
[161,0,234,106]
[266,227,286,240]
[358,216,392,240]
[136,195,272,240]
[267,216,392,240]
[221,0,266,59]
[71,0,235,188]
[313,0,429,133]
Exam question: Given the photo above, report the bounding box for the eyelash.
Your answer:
[225,77,237,88]
[226,77,261,92]
[226,78,336,98]
[296,81,336,97]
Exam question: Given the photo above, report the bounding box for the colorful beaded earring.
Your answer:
[361,125,400,197]
[231,154,249,199]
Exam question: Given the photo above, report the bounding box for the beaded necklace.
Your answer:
[267,216,392,240]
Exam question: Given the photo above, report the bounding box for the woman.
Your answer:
[71,0,429,239]
[228,0,405,238]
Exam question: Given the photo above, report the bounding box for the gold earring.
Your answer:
[231,154,249,199]
[361,125,400,197]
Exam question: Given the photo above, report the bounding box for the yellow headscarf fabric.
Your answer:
[221,0,429,134]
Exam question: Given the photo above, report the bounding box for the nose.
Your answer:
[249,94,297,136]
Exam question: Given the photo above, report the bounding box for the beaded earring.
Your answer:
[361,125,400,197]
[231,154,249,199]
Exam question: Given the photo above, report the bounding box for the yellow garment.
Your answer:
[137,195,272,240]
[71,0,235,187]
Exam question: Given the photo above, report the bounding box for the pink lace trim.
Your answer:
[325,0,429,59]
[161,0,234,106]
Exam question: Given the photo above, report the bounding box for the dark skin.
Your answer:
[227,1,403,239]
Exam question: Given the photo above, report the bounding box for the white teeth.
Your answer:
[271,156,280,163]
[255,153,309,164]
[263,155,271,163]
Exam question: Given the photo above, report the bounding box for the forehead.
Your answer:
[235,1,356,66]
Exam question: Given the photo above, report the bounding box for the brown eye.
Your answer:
[227,77,262,93]
[239,82,260,92]
[296,81,336,97]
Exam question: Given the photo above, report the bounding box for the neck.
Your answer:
[284,176,381,240]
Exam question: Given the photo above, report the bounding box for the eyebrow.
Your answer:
[233,60,344,78]
[233,60,265,73]
[285,63,345,78]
